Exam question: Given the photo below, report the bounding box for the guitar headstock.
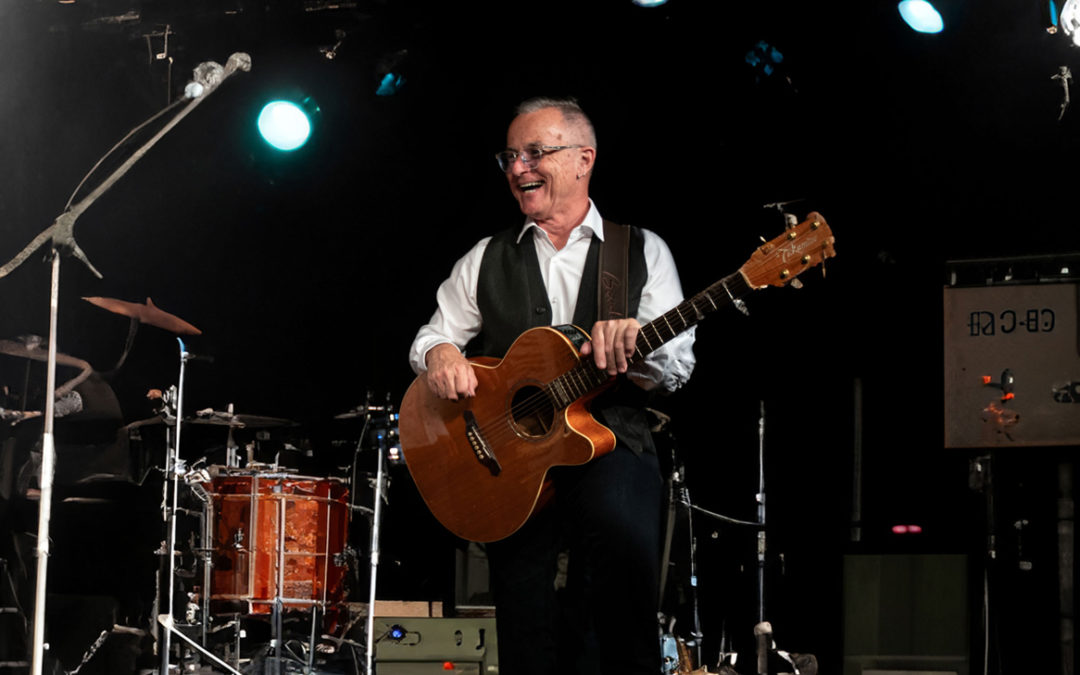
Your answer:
[740,211,836,289]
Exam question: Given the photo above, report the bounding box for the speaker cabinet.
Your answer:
[843,554,970,675]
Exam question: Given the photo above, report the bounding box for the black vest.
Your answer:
[471,223,657,454]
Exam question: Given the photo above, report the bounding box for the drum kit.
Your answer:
[143,368,399,674]
[2,290,402,674]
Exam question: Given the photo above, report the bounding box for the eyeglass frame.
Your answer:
[495,144,585,172]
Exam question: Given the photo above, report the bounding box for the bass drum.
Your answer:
[205,470,350,616]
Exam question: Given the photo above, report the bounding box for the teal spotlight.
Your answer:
[257,98,316,151]
[898,0,945,33]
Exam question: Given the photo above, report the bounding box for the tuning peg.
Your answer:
[789,278,803,289]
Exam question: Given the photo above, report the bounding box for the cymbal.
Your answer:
[334,404,394,420]
[123,411,296,429]
[191,409,296,428]
[83,296,201,335]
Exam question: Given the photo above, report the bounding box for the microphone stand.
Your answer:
[0,52,252,675]
[755,401,769,675]
[684,401,771,674]
[365,401,395,675]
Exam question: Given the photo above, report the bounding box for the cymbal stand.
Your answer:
[160,339,191,675]
[157,339,243,675]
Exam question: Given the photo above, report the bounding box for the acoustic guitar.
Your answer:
[400,213,836,542]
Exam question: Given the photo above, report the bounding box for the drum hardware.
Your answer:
[151,389,388,673]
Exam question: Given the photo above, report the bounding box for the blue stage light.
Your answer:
[257,99,314,151]
[898,0,945,33]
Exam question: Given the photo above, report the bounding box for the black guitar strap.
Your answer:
[598,219,630,320]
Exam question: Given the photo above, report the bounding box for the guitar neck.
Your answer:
[546,270,752,409]
[633,269,752,362]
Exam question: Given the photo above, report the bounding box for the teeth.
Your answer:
[520,181,544,192]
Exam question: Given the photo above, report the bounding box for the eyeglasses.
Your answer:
[495,144,583,172]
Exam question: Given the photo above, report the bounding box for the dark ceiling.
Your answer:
[0,0,1076,664]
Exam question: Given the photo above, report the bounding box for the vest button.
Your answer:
[534,306,547,315]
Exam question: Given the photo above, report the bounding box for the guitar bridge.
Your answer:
[464,410,501,476]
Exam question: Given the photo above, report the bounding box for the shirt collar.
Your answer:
[515,199,604,244]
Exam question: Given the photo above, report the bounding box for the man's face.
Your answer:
[504,107,593,223]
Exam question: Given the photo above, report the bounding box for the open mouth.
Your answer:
[518,181,544,193]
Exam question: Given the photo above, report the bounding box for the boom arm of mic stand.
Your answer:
[0,52,252,281]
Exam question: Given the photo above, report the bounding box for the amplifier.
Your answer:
[370,617,497,675]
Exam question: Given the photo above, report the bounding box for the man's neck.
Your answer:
[534,200,590,251]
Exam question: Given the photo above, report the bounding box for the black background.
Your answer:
[0,0,1076,671]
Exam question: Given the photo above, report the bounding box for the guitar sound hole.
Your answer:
[509,385,556,438]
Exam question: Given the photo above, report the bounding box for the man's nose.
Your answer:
[510,154,531,175]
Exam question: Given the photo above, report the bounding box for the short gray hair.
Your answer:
[514,96,597,148]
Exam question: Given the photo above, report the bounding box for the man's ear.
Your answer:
[577,146,596,178]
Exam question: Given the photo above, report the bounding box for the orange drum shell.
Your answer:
[206,473,350,615]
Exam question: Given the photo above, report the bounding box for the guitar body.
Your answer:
[400,325,616,543]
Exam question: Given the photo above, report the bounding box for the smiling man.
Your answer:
[408,96,695,674]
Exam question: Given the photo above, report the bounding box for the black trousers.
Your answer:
[485,446,663,675]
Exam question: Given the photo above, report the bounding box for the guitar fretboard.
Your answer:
[544,270,751,409]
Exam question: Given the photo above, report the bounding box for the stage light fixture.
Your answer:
[631,0,669,6]
[376,72,405,96]
[374,49,409,96]
[257,97,318,151]
[1047,0,1061,32]
[897,0,945,33]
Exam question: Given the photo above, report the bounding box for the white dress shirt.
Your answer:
[409,201,695,392]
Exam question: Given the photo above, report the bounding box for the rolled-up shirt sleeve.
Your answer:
[627,229,696,393]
